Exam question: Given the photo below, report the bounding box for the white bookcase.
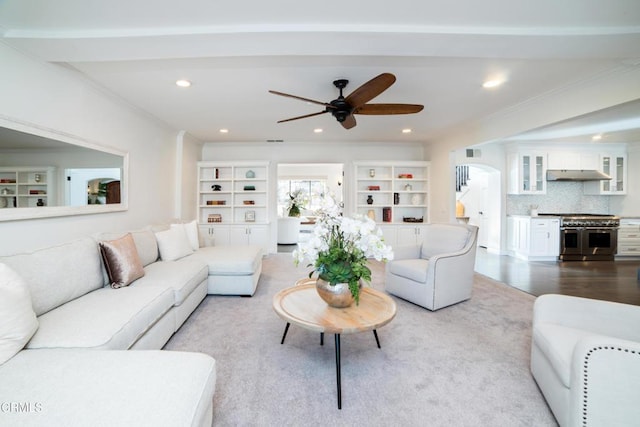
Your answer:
[0,166,55,208]
[353,161,430,247]
[196,161,270,252]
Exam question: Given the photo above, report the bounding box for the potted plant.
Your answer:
[286,189,306,217]
[293,195,393,307]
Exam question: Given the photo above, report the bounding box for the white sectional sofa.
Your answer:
[0,221,263,426]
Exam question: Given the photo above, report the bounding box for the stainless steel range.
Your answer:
[539,213,620,261]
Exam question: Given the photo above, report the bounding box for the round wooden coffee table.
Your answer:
[273,282,396,409]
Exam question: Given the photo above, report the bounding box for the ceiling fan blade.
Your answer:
[354,103,424,115]
[341,114,357,129]
[269,90,336,109]
[345,73,396,109]
[277,110,329,123]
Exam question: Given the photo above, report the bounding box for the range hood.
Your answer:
[546,169,612,181]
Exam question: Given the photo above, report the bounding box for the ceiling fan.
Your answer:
[269,73,424,130]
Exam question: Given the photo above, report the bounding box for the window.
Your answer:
[278,179,327,216]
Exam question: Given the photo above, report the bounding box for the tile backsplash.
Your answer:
[507,181,610,215]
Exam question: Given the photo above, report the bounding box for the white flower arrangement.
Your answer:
[293,195,393,303]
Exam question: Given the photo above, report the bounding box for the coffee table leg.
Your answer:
[320,332,324,346]
[335,333,342,410]
[373,329,381,348]
[280,323,290,345]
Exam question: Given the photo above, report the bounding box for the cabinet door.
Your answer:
[229,225,269,253]
[522,154,546,194]
[396,226,421,245]
[508,153,546,194]
[586,154,627,195]
[247,225,269,253]
[199,225,230,247]
[529,220,550,255]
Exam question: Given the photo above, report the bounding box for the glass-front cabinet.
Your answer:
[507,151,546,195]
[584,152,627,195]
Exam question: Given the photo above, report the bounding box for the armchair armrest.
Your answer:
[569,335,640,426]
[534,294,640,342]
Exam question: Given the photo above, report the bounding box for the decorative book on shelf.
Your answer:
[206,200,226,205]
[207,214,222,223]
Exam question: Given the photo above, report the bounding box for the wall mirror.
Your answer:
[0,117,128,221]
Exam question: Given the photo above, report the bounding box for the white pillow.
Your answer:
[155,226,194,261]
[171,220,199,251]
[0,263,39,365]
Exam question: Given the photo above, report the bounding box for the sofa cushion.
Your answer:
[0,237,104,316]
[99,233,146,289]
[26,286,174,350]
[387,259,429,283]
[171,220,200,251]
[155,226,194,261]
[135,257,208,306]
[191,245,262,275]
[421,225,471,259]
[0,349,216,427]
[533,323,595,387]
[0,264,39,365]
[95,229,159,267]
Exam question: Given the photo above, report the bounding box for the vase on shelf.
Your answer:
[366,195,374,205]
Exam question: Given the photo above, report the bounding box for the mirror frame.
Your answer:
[0,115,128,222]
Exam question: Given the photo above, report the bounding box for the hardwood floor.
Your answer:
[475,248,640,306]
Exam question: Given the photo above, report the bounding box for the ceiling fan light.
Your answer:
[402,128,412,134]
[219,129,229,134]
[313,128,323,133]
[175,79,192,88]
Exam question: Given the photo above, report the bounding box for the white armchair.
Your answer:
[384,223,478,311]
[531,294,640,427]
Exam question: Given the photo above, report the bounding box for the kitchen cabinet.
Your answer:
[508,216,559,261]
[616,219,640,257]
[583,153,627,195]
[507,152,546,194]
[547,152,599,170]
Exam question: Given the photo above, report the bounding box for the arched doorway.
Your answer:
[455,164,501,253]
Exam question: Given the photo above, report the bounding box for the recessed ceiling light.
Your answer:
[592,134,603,141]
[175,79,191,88]
[219,129,229,134]
[314,128,323,133]
[402,128,412,134]
[482,79,503,89]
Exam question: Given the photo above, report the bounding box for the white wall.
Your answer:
[175,131,203,221]
[0,43,178,255]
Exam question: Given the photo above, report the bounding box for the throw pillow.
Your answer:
[155,226,194,261]
[171,220,199,251]
[99,233,145,289]
[0,263,39,365]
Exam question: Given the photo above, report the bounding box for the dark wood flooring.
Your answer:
[475,248,640,306]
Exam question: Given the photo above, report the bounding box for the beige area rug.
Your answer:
[165,253,557,426]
